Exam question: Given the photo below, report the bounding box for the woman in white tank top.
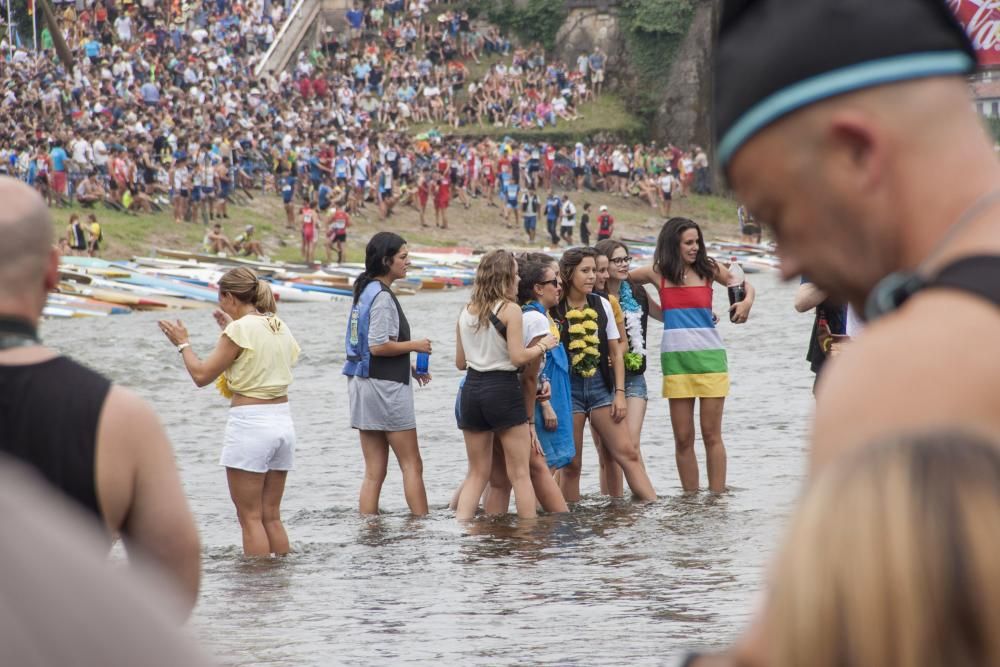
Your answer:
[454,250,557,520]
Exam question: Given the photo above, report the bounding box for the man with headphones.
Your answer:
[684,0,1000,664]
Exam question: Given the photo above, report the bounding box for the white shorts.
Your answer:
[220,403,296,473]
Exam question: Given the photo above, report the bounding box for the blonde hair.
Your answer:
[467,249,517,329]
[767,432,1000,667]
[218,267,277,314]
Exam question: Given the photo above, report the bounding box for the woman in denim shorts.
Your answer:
[550,248,656,504]
[596,239,657,496]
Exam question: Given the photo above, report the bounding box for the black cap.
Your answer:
[715,0,977,169]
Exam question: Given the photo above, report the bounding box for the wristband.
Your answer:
[177,342,191,353]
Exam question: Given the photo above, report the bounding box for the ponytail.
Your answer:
[219,267,277,312]
[354,231,407,304]
[254,279,277,314]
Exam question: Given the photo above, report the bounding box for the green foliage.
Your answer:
[8,0,37,48]
[986,116,1000,142]
[619,0,696,116]
[469,0,567,51]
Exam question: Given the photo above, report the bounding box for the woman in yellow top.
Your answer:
[159,268,301,557]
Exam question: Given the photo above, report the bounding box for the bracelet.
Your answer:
[177,342,191,353]
[527,420,535,425]
[615,388,625,393]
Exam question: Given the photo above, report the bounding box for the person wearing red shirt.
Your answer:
[432,172,451,229]
[300,197,318,264]
[324,207,350,264]
[596,205,615,241]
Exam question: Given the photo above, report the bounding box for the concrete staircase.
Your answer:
[253,0,356,78]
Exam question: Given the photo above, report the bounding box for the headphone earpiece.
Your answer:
[863,272,927,322]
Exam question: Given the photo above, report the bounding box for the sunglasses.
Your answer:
[610,256,632,266]
[536,279,559,288]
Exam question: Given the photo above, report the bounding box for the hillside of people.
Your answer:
[0,0,738,263]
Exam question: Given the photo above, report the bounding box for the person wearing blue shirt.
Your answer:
[49,143,69,206]
[334,155,350,184]
[281,174,296,228]
[346,5,364,42]
[544,194,562,244]
[140,81,160,105]
[85,40,101,61]
[308,155,323,189]
[317,182,333,211]
[502,173,519,228]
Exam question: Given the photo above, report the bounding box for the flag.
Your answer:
[26,0,32,16]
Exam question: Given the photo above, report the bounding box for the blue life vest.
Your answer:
[343,281,411,383]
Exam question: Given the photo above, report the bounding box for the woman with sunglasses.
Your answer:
[595,239,660,496]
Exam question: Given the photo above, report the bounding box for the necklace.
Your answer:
[0,316,40,350]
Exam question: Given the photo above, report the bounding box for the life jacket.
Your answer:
[343,281,411,384]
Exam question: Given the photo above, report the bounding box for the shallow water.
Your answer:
[43,270,814,666]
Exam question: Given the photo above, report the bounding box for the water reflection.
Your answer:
[41,271,813,666]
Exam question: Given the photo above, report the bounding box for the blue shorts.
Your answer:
[624,372,648,400]
[191,188,201,202]
[570,373,614,414]
[200,186,215,198]
[523,215,537,231]
[505,197,517,209]
[220,182,231,197]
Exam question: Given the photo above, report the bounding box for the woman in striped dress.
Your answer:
[631,218,754,493]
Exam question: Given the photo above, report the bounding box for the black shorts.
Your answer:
[458,369,527,432]
[573,166,584,177]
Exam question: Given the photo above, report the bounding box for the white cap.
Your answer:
[599,205,608,212]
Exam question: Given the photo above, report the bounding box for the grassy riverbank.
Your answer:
[49,190,743,265]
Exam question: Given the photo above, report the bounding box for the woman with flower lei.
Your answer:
[550,247,657,503]
[595,239,661,496]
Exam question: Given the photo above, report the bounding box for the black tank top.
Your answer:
[0,357,110,519]
[929,256,1000,306]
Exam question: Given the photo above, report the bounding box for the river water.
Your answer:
[42,269,814,666]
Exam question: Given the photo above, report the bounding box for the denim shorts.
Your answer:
[570,373,614,414]
[624,372,648,400]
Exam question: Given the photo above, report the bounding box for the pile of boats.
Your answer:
[47,247,480,319]
[47,241,779,319]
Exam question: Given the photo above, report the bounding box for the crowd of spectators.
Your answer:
[0,0,711,240]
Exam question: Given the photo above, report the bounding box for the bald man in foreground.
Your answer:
[686,0,1000,664]
[0,177,201,615]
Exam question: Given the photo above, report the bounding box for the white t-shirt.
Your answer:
[659,174,675,193]
[522,310,550,346]
[561,200,576,225]
[597,296,620,341]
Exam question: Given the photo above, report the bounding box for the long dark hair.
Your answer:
[653,217,716,286]
[558,247,598,301]
[516,259,552,305]
[353,231,406,304]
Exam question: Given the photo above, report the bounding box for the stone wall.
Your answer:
[554,0,720,153]
[651,0,718,152]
